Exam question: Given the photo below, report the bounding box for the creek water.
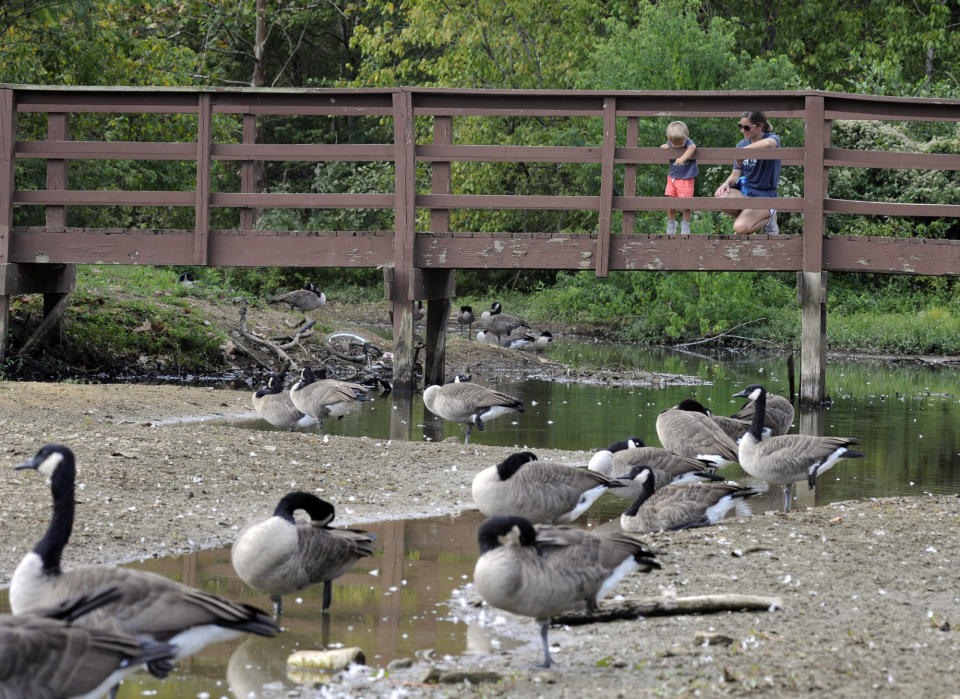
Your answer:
[1,344,957,697]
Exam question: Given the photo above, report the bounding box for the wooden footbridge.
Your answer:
[1,85,958,404]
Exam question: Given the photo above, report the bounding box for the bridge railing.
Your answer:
[1,85,958,397]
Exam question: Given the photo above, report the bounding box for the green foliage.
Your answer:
[828,306,960,355]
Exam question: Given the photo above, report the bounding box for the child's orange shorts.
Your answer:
[665,176,695,198]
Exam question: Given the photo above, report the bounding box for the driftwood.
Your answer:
[554,594,783,626]
[15,293,72,358]
[232,301,316,371]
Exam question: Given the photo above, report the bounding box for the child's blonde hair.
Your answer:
[666,121,689,143]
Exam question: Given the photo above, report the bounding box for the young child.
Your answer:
[660,121,698,234]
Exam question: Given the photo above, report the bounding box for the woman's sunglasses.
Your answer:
[738,123,754,131]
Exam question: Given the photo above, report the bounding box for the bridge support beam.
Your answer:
[798,271,828,407]
[0,263,76,363]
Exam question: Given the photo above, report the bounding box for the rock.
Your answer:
[694,631,735,647]
[387,657,414,670]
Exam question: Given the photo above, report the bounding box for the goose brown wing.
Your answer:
[0,615,172,698]
[297,525,376,584]
[613,447,714,476]
[657,411,738,462]
[51,567,277,640]
[757,435,860,469]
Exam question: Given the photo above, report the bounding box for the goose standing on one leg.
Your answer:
[732,384,865,512]
[456,305,475,334]
[289,365,371,432]
[268,282,326,312]
[422,379,523,444]
[1,587,177,699]
[10,444,279,670]
[473,515,659,668]
[472,452,622,523]
[655,400,740,468]
[231,492,375,618]
[619,467,758,533]
[252,372,308,430]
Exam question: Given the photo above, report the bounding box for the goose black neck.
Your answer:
[622,471,655,516]
[36,465,75,576]
[748,387,767,440]
[274,491,333,525]
[496,452,537,480]
[477,515,535,554]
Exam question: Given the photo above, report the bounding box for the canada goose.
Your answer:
[412,299,425,323]
[457,305,475,333]
[655,401,740,468]
[10,444,279,666]
[588,437,716,479]
[612,463,725,501]
[252,372,308,429]
[673,398,755,443]
[289,365,371,431]
[476,330,502,346]
[479,301,530,342]
[231,492,375,618]
[619,467,758,533]
[268,282,326,311]
[1,587,177,699]
[422,380,524,444]
[732,389,795,436]
[504,328,553,352]
[176,271,196,288]
[472,452,622,524]
[473,515,659,667]
[733,384,865,512]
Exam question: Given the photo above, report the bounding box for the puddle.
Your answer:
[0,509,527,698]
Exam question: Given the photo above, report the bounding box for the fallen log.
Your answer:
[554,593,783,626]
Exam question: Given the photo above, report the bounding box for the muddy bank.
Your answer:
[1,381,959,697]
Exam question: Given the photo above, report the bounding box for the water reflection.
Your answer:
[217,345,960,507]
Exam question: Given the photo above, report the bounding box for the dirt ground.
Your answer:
[2,319,960,696]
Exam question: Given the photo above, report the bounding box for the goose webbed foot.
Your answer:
[147,657,175,679]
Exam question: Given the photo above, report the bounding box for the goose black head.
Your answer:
[459,305,473,314]
[618,465,654,483]
[489,301,503,315]
[256,373,284,398]
[733,384,766,402]
[495,451,538,481]
[606,437,645,453]
[477,515,537,554]
[14,444,75,482]
[675,398,711,416]
[453,374,472,383]
[273,491,335,526]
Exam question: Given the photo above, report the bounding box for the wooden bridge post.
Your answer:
[595,97,616,277]
[194,93,212,265]
[45,112,74,345]
[622,117,639,234]
[799,95,829,406]
[0,88,16,362]
[391,90,417,395]
[423,115,454,388]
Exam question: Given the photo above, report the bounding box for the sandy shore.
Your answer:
[2,381,959,697]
